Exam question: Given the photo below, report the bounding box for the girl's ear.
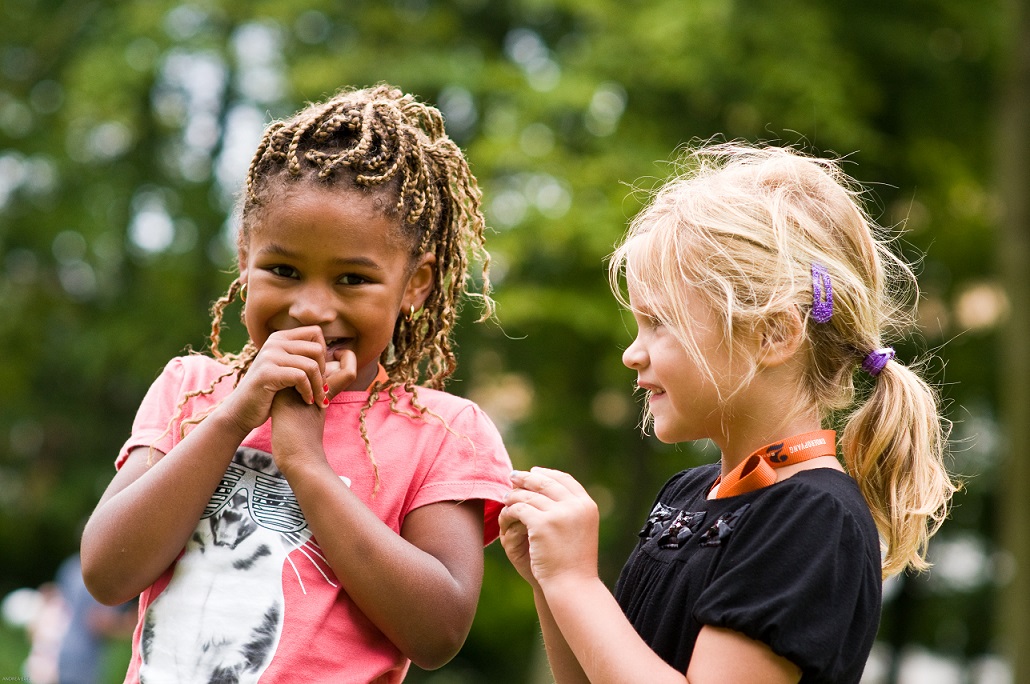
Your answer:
[758,307,805,368]
[403,252,437,313]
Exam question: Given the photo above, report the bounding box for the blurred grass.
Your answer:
[0,622,28,679]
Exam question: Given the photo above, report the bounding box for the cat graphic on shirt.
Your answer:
[139,447,337,683]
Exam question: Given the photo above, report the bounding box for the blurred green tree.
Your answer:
[996,0,1030,682]
[0,0,1019,681]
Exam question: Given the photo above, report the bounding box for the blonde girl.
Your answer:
[81,85,512,683]
[500,142,956,684]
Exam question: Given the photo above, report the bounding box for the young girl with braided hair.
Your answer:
[81,85,512,682]
[500,143,957,684]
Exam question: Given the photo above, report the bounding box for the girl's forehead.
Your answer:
[624,230,672,274]
[241,183,413,260]
[626,277,668,316]
[250,185,404,233]
[626,261,707,319]
[285,183,397,212]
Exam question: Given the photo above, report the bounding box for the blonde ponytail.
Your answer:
[842,360,957,578]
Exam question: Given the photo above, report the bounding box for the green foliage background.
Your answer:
[0,0,1019,681]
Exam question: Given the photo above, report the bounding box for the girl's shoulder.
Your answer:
[745,469,881,565]
[144,353,239,406]
[161,352,237,386]
[658,465,877,545]
[157,351,230,373]
[766,468,873,521]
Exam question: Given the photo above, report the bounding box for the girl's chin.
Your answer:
[651,420,693,445]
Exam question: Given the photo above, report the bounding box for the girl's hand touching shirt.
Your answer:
[500,467,601,589]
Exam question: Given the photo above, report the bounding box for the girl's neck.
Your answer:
[710,356,825,478]
[714,410,824,479]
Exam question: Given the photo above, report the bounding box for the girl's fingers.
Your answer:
[323,349,358,400]
[256,330,330,404]
[278,367,319,405]
[510,467,587,501]
[530,467,591,498]
[500,501,546,529]
[498,506,524,535]
[271,325,328,345]
[265,328,328,370]
[271,338,327,372]
[503,487,555,511]
[289,352,325,405]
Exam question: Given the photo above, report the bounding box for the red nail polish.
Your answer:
[322,397,330,407]
[322,383,329,393]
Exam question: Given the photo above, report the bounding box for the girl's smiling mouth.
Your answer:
[636,381,665,396]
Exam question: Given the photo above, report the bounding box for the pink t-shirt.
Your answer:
[117,355,512,683]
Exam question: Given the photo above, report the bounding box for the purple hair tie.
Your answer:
[862,347,895,377]
[811,263,833,323]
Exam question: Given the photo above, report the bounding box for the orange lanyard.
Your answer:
[713,430,837,499]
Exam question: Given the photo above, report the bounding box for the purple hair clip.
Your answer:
[811,263,833,324]
[862,347,895,377]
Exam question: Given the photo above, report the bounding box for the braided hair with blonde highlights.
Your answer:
[170,85,493,488]
[223,84,493,389]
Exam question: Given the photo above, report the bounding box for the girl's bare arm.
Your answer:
[270,390,486,670]
[82,328,330,605]
[282,455,484,669]
[498,511,590,683]
[80,411,250,605]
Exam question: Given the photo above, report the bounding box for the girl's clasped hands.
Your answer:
[226,327,357,472]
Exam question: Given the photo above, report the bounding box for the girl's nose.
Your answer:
[622,336,646,370]
[290,284,336,325]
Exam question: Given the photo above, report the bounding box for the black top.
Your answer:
[614,464,881,683]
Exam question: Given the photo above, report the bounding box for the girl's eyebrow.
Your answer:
[257,243,384,270]
[631,301,656,317]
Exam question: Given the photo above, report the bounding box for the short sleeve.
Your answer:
[115,358,189,470]
[407,402,512,545]
[693,486,881,681]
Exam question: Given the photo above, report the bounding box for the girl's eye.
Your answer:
[339,274,368,286]
[269,265,298,279]
[639,313,662,330]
